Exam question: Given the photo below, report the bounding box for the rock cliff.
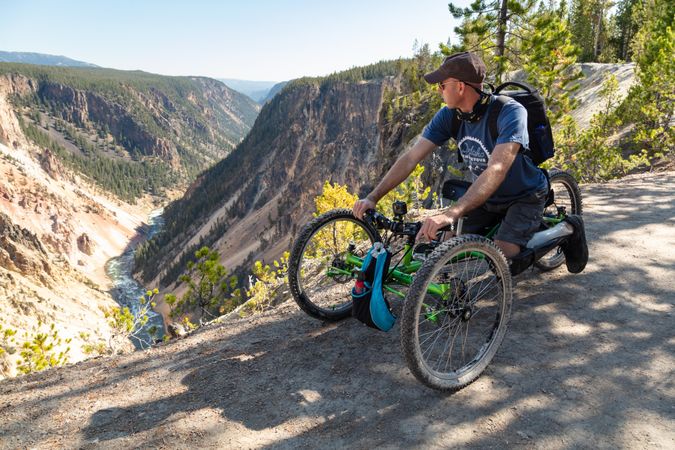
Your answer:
[0,77,149,378]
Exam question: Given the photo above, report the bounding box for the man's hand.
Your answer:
[416,207,463,242]
[353,197,376,220]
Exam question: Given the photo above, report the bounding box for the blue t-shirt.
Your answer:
[422,96,547,204]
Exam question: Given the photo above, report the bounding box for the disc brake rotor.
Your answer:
[424,277,467,323]
[329,253,352,283]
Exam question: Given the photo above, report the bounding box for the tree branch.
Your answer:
[504,30,532,42]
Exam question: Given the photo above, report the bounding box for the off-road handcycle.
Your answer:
[288,169,582,391]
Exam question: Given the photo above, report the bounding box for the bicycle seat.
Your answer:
[441,179,472,202]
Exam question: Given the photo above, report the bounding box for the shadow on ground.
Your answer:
[0,173,672,448]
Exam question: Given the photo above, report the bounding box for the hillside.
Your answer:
[0,135,143,377]
[1,172,673,448]
[262,81,289,103]
[0,64,260,200]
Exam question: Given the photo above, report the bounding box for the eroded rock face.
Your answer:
[0,212,47,255]
[40,148,64,180]
[0,122,8,143]
[0,213,52,283]
[0,184,13,201]
[77,233,94,255]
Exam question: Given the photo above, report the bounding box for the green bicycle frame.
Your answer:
[327,249,448,299]
[326,209,567,299]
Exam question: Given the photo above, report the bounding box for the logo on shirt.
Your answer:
[458,136,490,176]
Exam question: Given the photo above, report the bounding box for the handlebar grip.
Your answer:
[362,209,378,227]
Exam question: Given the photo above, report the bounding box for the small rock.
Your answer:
[168,322,187,338]
[77,233,94,255]
[517,431,531,440]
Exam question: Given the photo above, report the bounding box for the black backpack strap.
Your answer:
[494,81,535,94]
[450,110,463,163]
[487,96,509,142]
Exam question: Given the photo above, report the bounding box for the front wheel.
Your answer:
[401,235,512,392]
[535,169,583,271]
[288,209,381,321]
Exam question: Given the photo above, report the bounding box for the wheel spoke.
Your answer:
[290,212,379,320]
[405,237,512,390]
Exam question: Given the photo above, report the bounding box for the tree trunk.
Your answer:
[623,29,632,62]
[497,0,509,83]
[593,3,605,60]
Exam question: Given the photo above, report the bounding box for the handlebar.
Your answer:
[362,209,465,238]
[363,209,421,237]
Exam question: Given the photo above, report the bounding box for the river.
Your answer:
[105,209,165,349]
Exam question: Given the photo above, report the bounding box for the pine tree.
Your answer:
[165,246,239,324]
[569,0,614,61]
[608,0,640,61]
[521,7,582,124]
[448,0,538,83]
[619,0,675,156]
[447,1,581,123]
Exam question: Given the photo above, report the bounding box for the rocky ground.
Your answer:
[0,171,672,449]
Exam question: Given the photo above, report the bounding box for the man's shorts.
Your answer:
[460,187,549,249]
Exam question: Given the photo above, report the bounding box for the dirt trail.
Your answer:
[1,172,673,449]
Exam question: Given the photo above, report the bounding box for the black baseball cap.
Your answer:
[424,51,486,85]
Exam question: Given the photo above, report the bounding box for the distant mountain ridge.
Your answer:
[262,81,289,103]
[0,51,98,68]
[218,79,281,103]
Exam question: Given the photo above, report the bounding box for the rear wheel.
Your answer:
[288,209,381,321]
[401,235,512,391]
[535,169,583,271]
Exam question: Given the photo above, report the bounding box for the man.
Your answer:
[352,51,556,263]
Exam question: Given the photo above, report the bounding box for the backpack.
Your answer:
[451,81,555,166]
[351,242,396,332]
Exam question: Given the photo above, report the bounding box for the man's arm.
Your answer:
[353,137,437,219]
[416,142,520,240]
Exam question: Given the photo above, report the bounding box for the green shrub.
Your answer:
[240,252,290,316]
[548,74,649,181]
[16,323,71,375]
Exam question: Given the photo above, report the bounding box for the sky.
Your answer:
[2,0,471,82]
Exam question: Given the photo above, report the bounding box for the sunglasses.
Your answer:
[438,80,463,91]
